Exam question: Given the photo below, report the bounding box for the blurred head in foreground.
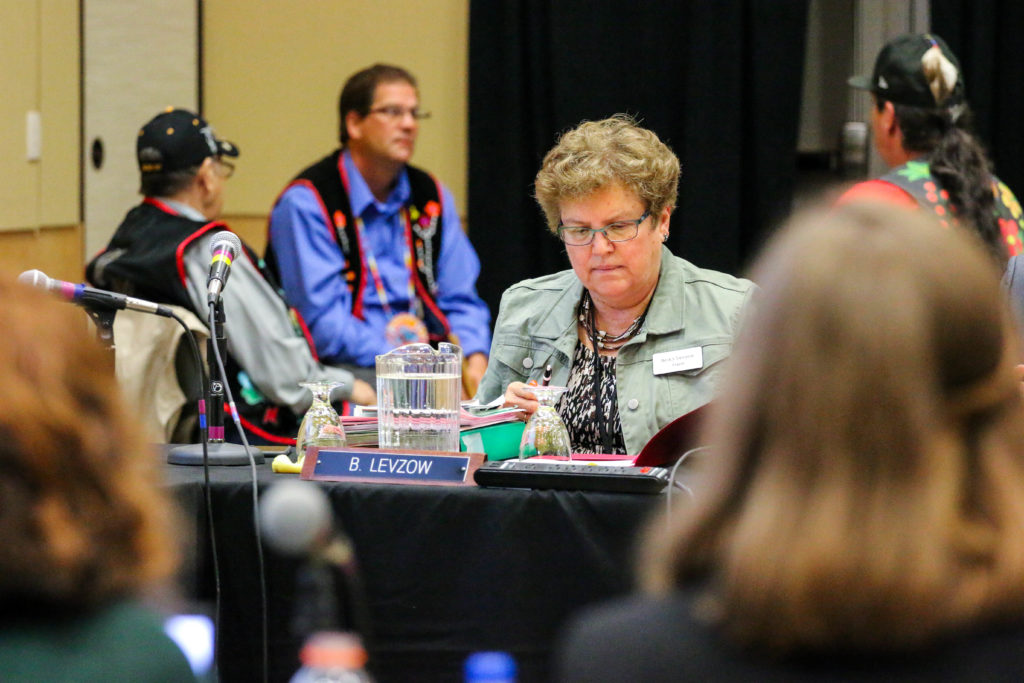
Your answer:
[0,274,178,612]
[644,202,1024,655]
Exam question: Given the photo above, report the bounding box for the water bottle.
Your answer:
[464,651,517,683]
[290,632,373,683]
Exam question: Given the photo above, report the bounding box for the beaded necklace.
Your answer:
[577,290,647,351]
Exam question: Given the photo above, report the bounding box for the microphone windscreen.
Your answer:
[209,230,242,257]
[259,479,333,557]
[18,269,49,289]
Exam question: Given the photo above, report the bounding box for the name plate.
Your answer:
[300,446,484,486]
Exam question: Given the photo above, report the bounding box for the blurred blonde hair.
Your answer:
[643,202,1024,654]
[534,114,679,232]
[0,274,178,609]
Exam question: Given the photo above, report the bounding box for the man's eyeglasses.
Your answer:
[557,210,650,246]
[367,105,432,121]
[215,158,235,178]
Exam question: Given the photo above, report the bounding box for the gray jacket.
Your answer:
[172,207,354,415]
[476,246,755,455]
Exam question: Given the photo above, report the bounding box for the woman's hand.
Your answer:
[503,381,539,420]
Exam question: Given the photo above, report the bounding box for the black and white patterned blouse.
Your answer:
[557,343,627,454]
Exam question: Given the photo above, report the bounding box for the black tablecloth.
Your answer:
[164,460,662,682]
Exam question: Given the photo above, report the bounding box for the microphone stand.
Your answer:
[168,298,264,465]
[82,304,117,370]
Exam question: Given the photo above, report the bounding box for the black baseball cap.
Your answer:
[137,107,239,175]
[848,33,965,109]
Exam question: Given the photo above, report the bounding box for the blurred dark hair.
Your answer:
[878,97,1001,262]
[139,166,200,198]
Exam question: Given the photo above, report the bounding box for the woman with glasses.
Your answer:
[475,115,756,455]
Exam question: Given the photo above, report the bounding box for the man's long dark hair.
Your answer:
[883,99,1001,262]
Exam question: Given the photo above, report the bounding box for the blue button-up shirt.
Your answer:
[269,150,491,367]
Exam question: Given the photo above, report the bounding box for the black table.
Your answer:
[164,460,662,682]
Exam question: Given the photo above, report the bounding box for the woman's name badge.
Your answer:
[652,347,703,375]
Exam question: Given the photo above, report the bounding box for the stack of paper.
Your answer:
[458,406,523,428]
[339,415,379,446]
[339,405,523,448]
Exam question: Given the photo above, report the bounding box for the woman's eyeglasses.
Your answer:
[557,210,650,246]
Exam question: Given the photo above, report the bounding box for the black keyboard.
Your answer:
[474,460,669,494]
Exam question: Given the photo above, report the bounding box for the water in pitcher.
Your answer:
[376,371,461,451]
[376,342,462,452]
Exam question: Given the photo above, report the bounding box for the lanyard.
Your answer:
[351,210,417,318]
[339,159,418,319]
[588,305,614,453]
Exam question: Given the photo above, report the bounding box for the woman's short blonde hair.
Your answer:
[534,114,680,232]
[0,275,178,610]
[643,202,1024,655]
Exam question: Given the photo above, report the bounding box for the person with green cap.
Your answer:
[839,32,1024,264]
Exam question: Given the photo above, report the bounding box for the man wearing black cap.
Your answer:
[87,108,374,445]
[839,33,1024,262]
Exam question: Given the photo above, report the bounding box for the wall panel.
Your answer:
[203,0,469,224]
[0,1,81,280]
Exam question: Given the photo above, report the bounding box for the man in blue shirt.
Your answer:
[267,64,491,395]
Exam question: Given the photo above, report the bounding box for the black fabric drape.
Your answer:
[166,462,657,682]
[931,1,1024,200]
[468,0,809,315]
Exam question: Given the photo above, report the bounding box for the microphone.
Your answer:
[260,480,368,642]
[207,231,242,303]
[260,479,352,564]
[18,269,173,318]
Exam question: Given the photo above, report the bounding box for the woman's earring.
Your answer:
[662,233,669,242]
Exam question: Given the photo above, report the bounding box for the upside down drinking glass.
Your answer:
[296,381,347,459]
[518,385,572,459]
